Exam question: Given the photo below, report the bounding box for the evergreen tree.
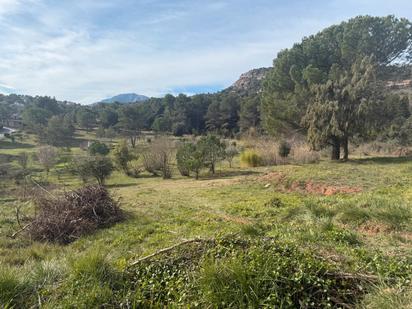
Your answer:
[262,15,412,159]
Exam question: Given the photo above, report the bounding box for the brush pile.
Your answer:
[29,185,123,244]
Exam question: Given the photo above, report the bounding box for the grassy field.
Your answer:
[1,133,412,308]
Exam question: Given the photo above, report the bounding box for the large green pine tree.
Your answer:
[262,15,412,160]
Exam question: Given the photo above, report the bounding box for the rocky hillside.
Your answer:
[384,65,412,97]
[225,67,271,96]
[225,65,412,98]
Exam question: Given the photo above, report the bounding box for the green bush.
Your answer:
[176,143,204,179]
[240,150,262,167]
[113,140,136,175]
[278,140,291,158]
[69,156,114,185]
[88,141,110,156]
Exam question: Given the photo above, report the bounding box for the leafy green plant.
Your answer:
[88,141,110,156]
[176,142,204,179]
[197,135,226,174]
[113,140,136,175]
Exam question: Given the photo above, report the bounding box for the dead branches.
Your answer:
[28,185,124,244]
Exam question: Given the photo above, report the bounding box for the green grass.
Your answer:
[1,132,412,307]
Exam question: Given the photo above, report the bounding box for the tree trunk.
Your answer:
[210,163,215,174]
[130,136,136,148]
[331,137,341,161]
[342,137,349,161]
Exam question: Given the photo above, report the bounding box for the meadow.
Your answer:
[0,132,412,308]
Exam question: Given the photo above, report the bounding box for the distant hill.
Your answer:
[98,93,149,104]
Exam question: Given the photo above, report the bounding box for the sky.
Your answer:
[0,0,412,104]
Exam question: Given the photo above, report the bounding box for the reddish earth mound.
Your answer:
[303,181,362,196]
[259,172,362,196]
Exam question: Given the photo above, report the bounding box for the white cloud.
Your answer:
[0,0,20,16]
[0,0,411,104]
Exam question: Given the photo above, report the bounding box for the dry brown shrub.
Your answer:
[290,143,320,164]
[142,136,174,179]
[29,185,123,244]
[354,142,403,157]
[243,137,279,166]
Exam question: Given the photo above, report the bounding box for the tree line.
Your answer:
[2,91,260,147]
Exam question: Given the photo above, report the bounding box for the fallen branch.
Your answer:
[29,176,57,199]
[9,223,32,238]
[129,238,212,267]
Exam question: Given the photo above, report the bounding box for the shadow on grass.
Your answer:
[199,169,261,180]
[106,182,138,189]
[0,141,35,149]
[351,156,412,165]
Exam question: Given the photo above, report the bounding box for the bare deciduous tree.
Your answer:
[37,146,57,175]
[143,136,174,179]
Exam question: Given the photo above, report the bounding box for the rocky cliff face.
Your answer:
[226,67,271,96]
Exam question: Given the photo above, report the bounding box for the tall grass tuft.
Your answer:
[240,150,263,167]
[0,267,34,307]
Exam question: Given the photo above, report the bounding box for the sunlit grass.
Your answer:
[1,132,412,306]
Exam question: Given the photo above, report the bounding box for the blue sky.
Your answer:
[0,0,411,104]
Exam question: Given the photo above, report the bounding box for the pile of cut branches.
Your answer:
[29,185,123,244]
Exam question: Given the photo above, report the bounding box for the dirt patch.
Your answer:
[259,171,286,184]
[303,181,362,196]
[358,221,392,236]
[218,213,251,225]
[258,172,362,196]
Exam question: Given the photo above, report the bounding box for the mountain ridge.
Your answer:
[97,93,149,104]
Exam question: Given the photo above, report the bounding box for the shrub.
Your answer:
[246,138,278,165]
[88,141,110,156]
[113,140,136,175]
[197,135,226,174]
[240,150,262,167]
[278,140,291,158]
[176,143,204,179]
[69,156,114,185]
[28,185,123,244]
[142,137,174,179]
[225,145,239,168]
[291,145,320,164]
[37,146,57,174]
[87,156,115,185]
[127,162,143,178]
[142,152,163,176]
